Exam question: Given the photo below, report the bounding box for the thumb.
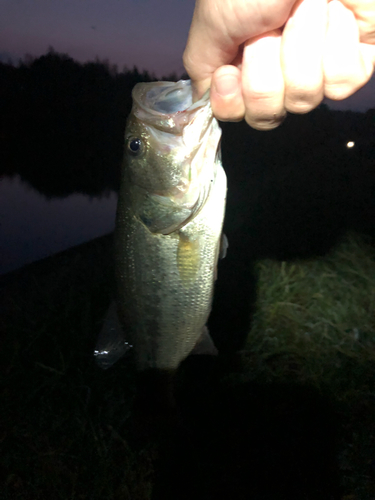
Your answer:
[183,16,239,99]
[183,0,295,99]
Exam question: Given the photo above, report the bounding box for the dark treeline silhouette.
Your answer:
[0,47,374,202]
[0,48,186,198]
[0,48,374,201]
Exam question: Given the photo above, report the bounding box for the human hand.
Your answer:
[183,0,375,130]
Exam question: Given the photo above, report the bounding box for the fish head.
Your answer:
[122,80,222,233]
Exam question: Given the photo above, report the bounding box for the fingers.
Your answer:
[241,30,286,130]
[210,65,245,122]
[192,0,375,129]
[212,0,329,128]
[211,30,286,130]
[340,0,375,44]
[281,0,327,113]
[184,0,296,101]
[324,0,375,100]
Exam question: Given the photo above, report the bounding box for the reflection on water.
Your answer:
[0,175,117,275]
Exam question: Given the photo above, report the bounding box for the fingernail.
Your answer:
[213,75,238,97]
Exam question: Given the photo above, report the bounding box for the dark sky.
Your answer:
[1,0,374,111]
[0,0,194,77]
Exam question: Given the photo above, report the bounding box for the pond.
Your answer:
[0,175,117,275]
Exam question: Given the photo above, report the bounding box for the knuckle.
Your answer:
[324,83,355,101]
[324,72,369,101]
[213,108,245,122]
[284,86,323,113]
[211,98,245,123]
[242,87,281,104]
[245,111,287,131]
[242,90,286,127]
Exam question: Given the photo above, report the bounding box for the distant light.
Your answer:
[346,141,355,148]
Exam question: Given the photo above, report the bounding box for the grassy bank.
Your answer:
[1,232,374,499]
[244,233,375,499]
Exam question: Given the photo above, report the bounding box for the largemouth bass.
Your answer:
[97,80,227,371]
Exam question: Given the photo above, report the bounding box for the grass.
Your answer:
[1,232,375,499]
[242,233,375,498]
[247,233,375,378]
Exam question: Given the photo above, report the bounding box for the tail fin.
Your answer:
[189,326,218,356]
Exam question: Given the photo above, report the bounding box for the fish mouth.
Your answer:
[132,80,212,134]
[134,80,194,113]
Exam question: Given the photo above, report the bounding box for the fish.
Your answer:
[95,79,227,372]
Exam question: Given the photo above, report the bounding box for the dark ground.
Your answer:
[1,234,374,500]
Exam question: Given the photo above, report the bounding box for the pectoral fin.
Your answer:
[214,232,228,281]
[220,233,228,259]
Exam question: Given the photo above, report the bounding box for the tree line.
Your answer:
[0,48,374,206]
[0,48,184,198]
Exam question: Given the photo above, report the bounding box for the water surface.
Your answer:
[0,175,117,275]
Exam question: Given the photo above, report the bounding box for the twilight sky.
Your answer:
[1,0,375,111]
[0,0,194,77]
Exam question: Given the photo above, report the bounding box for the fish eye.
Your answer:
[127,137,143,156]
